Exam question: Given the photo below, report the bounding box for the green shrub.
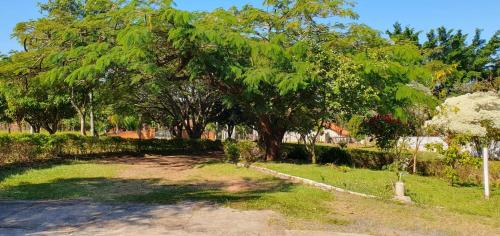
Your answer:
[282,143,395,169]
[427,135,481,185]
[222,140,263,164]
[338,165,351,173]
[281,144,309,163]
[223,140,239,163]
[0,134,222,166]
[237,141,262,164]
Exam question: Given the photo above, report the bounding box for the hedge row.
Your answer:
[281,143,500,185]
[281,143,395,169]
[0,133,222,166]
[417,158,500,186]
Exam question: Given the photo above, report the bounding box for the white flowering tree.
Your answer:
[426,92,500,137]
[426,91,499,198]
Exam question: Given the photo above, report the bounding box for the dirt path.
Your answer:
[0,200,362,236]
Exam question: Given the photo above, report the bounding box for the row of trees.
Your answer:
[0,0,498,162]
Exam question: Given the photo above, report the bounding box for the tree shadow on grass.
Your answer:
[0,176,293,204]
[0,152,223,182]
[0,153,146,182]
[118,178,293,205]
[0,175,294,234]
[0,177,291,235]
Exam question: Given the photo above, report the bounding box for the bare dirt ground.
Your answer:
[0,200,363,236]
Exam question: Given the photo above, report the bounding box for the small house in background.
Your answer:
[283,122,353,144]
[201,130,217,140]
[107,124,156,139]
[319,122,352,144]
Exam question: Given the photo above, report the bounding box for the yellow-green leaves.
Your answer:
[117,27,152,49]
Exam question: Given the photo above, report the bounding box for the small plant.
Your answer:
[428,134,481,185]
[223,140,240,164]
[339,165,351,173]
[237,141,262,164]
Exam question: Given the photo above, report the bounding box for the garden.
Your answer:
[0,0,499,235]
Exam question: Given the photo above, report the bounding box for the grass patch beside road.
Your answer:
[258,162,500,218]
[0,162,124,200]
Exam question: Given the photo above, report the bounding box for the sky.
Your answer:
[1,0,499,54]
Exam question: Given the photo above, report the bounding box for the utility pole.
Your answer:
[483,146,490,199]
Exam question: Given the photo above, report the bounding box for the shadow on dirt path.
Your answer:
[2,200,355,236]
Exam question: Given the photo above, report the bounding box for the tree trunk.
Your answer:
[310,144,317,164]
[79,113,86,136]
[184,117,204,139]
[16,120,22,132]
[258,117,286,161]
[169,124,183,139]
[412,137,422,174]
[70,87,87,136]
[188,124,204,139]
[89,92,96,137]
[31,125,40,133]
[227,124,235,139]
[137,114,143,140]
[45,125,56,135]
[306,121,325,164]
[264,135,283,161]
[176,124,183,139]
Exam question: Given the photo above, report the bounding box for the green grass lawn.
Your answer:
[0,161,335,223]
[0,161,124,200]
[258,162,500,218]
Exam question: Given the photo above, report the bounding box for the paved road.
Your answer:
[0,200,365,236]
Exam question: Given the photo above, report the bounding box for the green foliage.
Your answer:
[427,135,481,185]
[338,140,348,149]
[223,140,239,164]
[1,0,496,166]
[188,0,363,160]
[347,115,365,140]
[236,141,263,164]
[0,93,12,123]
[386,22,421,46]
[338,165,351,173]
[281,143,396,169]
[422,27,499,95]
[121,116,139,130]
[0,133,222,166]
[223,140,263,164]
